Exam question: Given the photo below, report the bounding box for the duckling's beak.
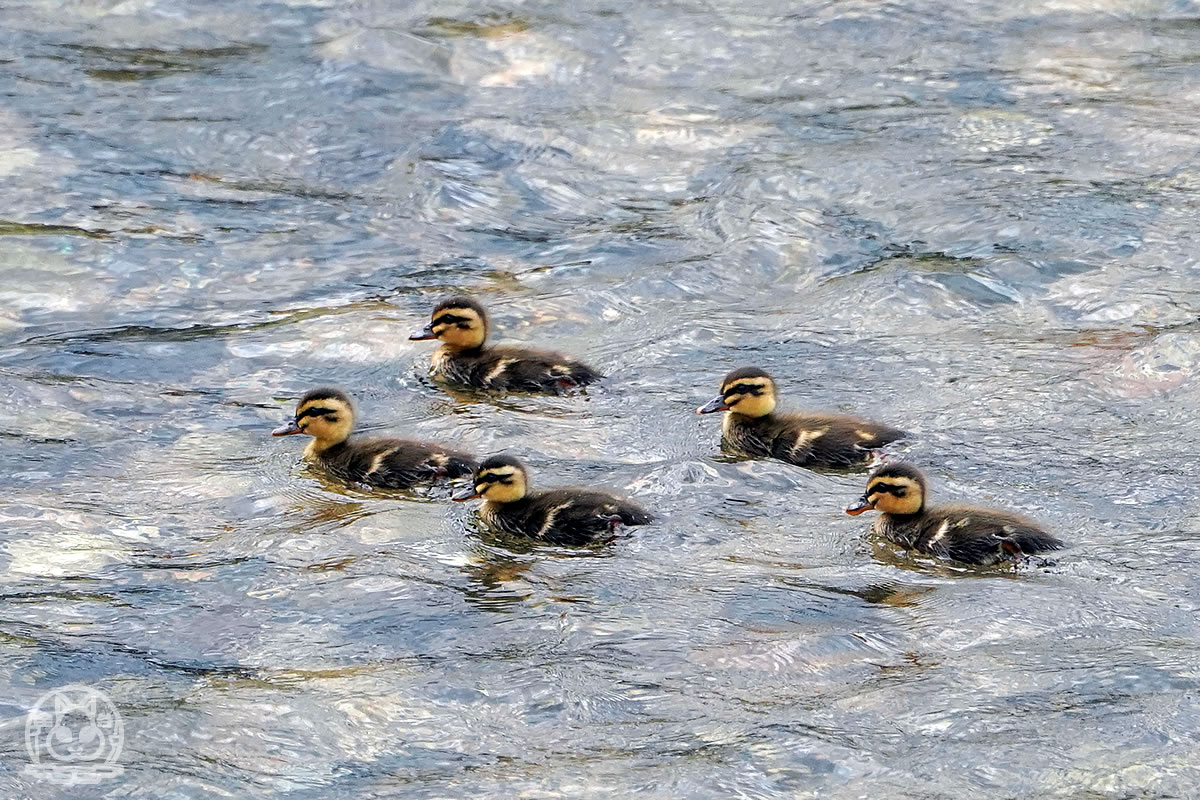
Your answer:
[409,322,437,341]
[696,394,730,414]
[845,495,875,516]
[452,486,481,502]
[272,420,302,436]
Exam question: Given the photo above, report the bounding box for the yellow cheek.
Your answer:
[876,493,920,515]
[481,480,524,503]
[730,393,774,417]
[440,325,483,348]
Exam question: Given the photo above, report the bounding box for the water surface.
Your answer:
[2,0,1200,797]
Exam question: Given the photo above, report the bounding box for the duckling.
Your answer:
[845,462,1064,566]
[272,387,476,488]
[452,455,651,545]
[696,367,905,468]
[409,297,602,393]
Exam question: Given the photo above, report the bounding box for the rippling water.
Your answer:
[2,0,1200,797]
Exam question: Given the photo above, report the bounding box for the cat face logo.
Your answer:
[25,685,124,786]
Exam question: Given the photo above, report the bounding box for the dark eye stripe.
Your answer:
[724,382,766,398]
[869,482,908,496]
[296,405,340,421]
[477,472,514,484]
[433,313,474,327]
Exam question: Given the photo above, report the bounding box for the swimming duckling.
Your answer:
[272,387,476,488]
[452,455,652,545]
[845,462,1064,566]
[409,297,602,393]
[696,367,905,468]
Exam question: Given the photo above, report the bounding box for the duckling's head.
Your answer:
[846,462,926,516]
[409,297,488,350]
[271,387,356,451]
[452,454,529,504]
[696,367,778,418]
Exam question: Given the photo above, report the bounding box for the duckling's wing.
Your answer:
[351,439,476,488]
[523,491,609,545]
[571,491,652,527]
[925,507,1063,564]
[769,414,903,467]
[766,422,824,464]
[527,489,650,545]
[487,346,602,392]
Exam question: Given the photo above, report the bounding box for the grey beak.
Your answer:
[272,420,302,436]
[696,394,730,414]
[409,322,437,341]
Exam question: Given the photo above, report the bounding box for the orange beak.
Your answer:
[845,496,875,516]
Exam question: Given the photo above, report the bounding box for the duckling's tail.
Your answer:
[616,505,653,526]
[1024,532,1065,552]
[444,454,477,479]
[999,530,1066,559]
[553,363,603,393]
